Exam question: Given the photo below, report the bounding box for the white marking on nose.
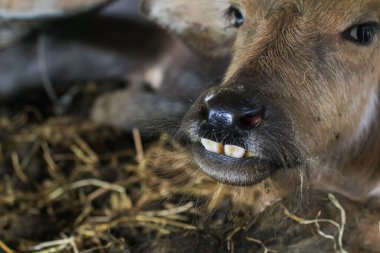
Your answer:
[144,66,164,90]
[204,94,214,102]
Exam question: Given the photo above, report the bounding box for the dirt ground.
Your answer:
[0,82,379,253]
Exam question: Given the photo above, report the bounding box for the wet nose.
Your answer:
[204,89,264,130]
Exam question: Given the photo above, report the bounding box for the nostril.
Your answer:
[241,112,263,128]
[201,88,266,129]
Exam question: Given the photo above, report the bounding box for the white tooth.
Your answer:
[201,138,224,154]
[246,151,257,158]
[224,145,246,158]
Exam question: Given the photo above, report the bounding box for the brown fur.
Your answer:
[142,0,380,208]
[222,0,380,203]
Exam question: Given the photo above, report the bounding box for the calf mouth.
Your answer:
[181,124,304,186]
[192,139,276,186]
[177,111,306,186]
[180,87,304,186]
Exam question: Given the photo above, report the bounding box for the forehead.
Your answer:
[237,0,380,27]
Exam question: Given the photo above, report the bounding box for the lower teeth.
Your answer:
[200,138,257,159]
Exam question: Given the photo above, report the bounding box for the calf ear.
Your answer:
[140,0,236,57]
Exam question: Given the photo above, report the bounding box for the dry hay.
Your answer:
[0,105,234,252]
[0,107,196,252]
[0,101,379,253]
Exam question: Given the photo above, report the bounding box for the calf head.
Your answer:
[142,0,380,200]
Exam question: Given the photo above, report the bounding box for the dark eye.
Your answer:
[226,6,244,28]
[343,22,378,45]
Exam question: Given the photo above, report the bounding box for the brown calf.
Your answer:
[141,0,380,212]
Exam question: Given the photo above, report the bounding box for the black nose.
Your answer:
[204,88,264,130]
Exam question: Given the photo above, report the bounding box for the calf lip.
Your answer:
[192,143,277,186]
